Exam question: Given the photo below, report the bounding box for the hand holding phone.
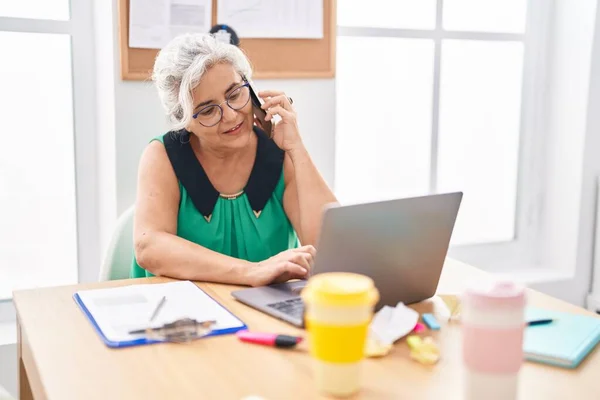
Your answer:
[245,78,302,153]
[245,77,273,137]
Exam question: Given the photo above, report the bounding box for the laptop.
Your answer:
[231,192,463,327]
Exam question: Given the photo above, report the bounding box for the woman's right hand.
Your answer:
[247,245,317,287]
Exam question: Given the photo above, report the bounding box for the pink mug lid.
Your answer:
[463,280,526,310]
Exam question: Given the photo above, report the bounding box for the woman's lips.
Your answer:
[222,121,244,135]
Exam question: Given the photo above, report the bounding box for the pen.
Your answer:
[149,296,167,322]
[527,319,553,326]
[236,330,303,348]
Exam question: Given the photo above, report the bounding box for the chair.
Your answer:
[98,205,135,281]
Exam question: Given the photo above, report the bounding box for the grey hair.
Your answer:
[152,33,253,131]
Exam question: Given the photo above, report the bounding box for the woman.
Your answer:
[131,33,337,286]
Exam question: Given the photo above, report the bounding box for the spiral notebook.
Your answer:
[74,280,247,348]
[524,307,600,368]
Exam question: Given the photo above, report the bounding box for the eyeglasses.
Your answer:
[192,82,251,127]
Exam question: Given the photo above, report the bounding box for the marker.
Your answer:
[527,319,554,326]
[413,322,427,333]
[236,330,302,348]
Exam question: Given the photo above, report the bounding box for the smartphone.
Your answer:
[246,78,273,137]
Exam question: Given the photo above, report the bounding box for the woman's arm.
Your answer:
[134,141,311,285]
[260,91,338,246]
[282,152,337,246]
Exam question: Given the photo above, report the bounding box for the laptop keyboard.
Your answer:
[267,297,304,319]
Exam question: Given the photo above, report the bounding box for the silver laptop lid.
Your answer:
[311,192,463,309]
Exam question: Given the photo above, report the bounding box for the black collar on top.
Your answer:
[162,126,284,219]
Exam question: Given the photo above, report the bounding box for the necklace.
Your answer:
[219,190,244,200]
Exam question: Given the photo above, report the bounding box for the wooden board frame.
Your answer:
[118,0,336,80]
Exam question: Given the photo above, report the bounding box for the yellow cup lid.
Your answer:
[301,272,379,307]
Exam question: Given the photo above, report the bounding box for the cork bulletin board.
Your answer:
[118,0,336,80]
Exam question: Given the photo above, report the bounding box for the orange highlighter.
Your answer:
[236,330,302,348]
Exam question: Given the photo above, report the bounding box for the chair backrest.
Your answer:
[99,205,135,281]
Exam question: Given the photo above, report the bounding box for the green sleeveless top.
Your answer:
[130,128,299,278]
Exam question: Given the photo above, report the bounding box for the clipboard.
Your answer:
[73,281,247,348]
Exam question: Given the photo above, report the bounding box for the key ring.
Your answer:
[129,318,216,343]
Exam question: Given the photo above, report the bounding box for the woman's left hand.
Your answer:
[258,90,304,153]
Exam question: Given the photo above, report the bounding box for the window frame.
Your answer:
[0,0,99,320]
[336,0,552,271]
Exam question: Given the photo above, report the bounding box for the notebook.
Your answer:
[524,307,600,368]
[74,280,247,348]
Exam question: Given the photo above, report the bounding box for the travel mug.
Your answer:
[462,280,526,400]
[301,272,379,397]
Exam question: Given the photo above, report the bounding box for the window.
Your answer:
[0,0,69,20]
[336,0,547,267]
[0,1,96,309]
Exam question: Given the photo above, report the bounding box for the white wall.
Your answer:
[585,22,600,308]
[113,80,169,214]
[532,0,600,305]
[94,0,119,270]
[562,0,600,305]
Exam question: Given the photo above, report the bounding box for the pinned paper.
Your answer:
[213,29,232,44]
[369,302,420,345]
[407,335,440,365]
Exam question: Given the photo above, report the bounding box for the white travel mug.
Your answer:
[461,281,526,400]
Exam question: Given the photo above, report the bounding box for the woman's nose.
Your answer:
[221,104,237,122]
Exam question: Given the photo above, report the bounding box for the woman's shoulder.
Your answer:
[138,134,180,196]
[139,133,177,175]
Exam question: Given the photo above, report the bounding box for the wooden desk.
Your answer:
[13,259,600,399]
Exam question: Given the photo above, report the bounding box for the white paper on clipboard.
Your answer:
[75,281,244,344]
[217,0,323,39]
